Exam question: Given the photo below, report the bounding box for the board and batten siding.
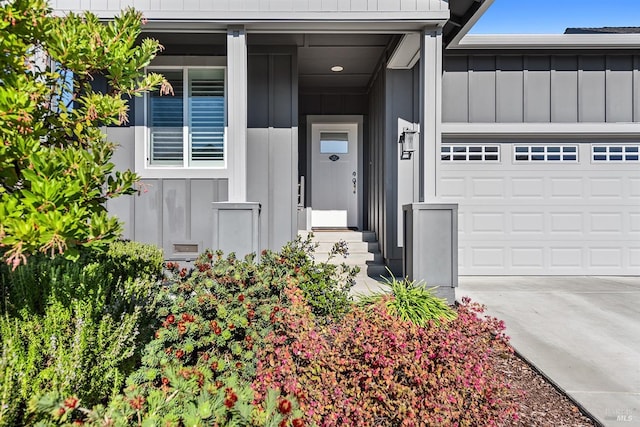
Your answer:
[105,127,229,260]
[367,63,421,274]
[106,48,298,259]
[443,54,640,123]
[247,48,298,252]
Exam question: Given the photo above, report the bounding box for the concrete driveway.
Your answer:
[456,276,640,427]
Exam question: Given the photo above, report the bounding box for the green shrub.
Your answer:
[0,241,162,318]
[357,274,457,326]
[0,1,167,268]
[30,247,310,426]
[279,234,358,321]
[31,376,306,427]
[0,300,142,426]
[0,241,162,426]
[102,240,164,284]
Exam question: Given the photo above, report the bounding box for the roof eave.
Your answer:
[447,0,496,47]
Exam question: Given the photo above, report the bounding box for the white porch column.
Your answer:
[227,26,248,202]
[418,27,443,201]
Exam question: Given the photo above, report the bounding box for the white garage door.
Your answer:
[439,142,640,275]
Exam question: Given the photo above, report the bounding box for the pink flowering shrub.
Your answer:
[255,289,520,426]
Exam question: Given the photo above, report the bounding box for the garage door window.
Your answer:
[514,145,578,162]
[441,145,500,162]
[592,145,640,162]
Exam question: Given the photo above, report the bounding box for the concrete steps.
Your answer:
[299,230,392,295]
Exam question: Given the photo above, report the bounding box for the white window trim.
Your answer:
[136,59,231,179]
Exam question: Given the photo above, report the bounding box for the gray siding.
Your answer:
[106,127,228,260]
[368,69,386,264]
[53,0,447,14]
[247,49,298,251]
[106,49,297,258]
[367,64,419,274]
[443,53,640,123]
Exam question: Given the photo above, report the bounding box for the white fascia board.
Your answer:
[447,0,496,47]
[140,21,449,34]
[88,11,449,31]
[450,34,640,50]
[442,122,640,138]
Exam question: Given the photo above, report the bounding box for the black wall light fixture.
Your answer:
[399,128,418,160]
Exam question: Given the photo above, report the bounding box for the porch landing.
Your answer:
[298,230,391,296]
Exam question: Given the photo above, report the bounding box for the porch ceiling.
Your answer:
[296,34,392,91]
[145,32,394,92]
[247,33,394,92]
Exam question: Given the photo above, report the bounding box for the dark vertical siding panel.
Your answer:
[300,93,368,115]
[606,55,634,122]
[578,55,606,122]
[248,54,269,128]
[344,94,368,114]
[321,95,344,113]
[273,55,293,127]
[524,56,551,122]
[468,56,496,122]
[247,50,296,251]
[496,56,524,123]
[551,55,578,122]
[442,56,469,122]
[579,55,606,122]
[389,69,416,262]
[367,69,385,249]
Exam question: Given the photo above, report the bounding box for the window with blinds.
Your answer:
[149,68,225,167]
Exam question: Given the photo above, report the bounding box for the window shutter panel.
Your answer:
[189,74,225,164]
[149,73,184,165]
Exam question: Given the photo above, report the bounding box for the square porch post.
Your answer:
[213,27,260,259]
[227,26,248,202]
[419,27,443,202]
[403,27,457,303]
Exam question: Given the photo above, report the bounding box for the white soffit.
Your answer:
[387,0,498,68]
[387,33,421,69]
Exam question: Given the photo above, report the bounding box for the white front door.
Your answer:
[311,123,358,228]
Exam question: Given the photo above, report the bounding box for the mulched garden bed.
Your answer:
[497,349,599,426]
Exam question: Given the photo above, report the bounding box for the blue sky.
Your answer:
[469,0,640,34]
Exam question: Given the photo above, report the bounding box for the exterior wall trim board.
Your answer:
[442,122,640,137]
[135,20,450,34]
[451,34,640,50]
